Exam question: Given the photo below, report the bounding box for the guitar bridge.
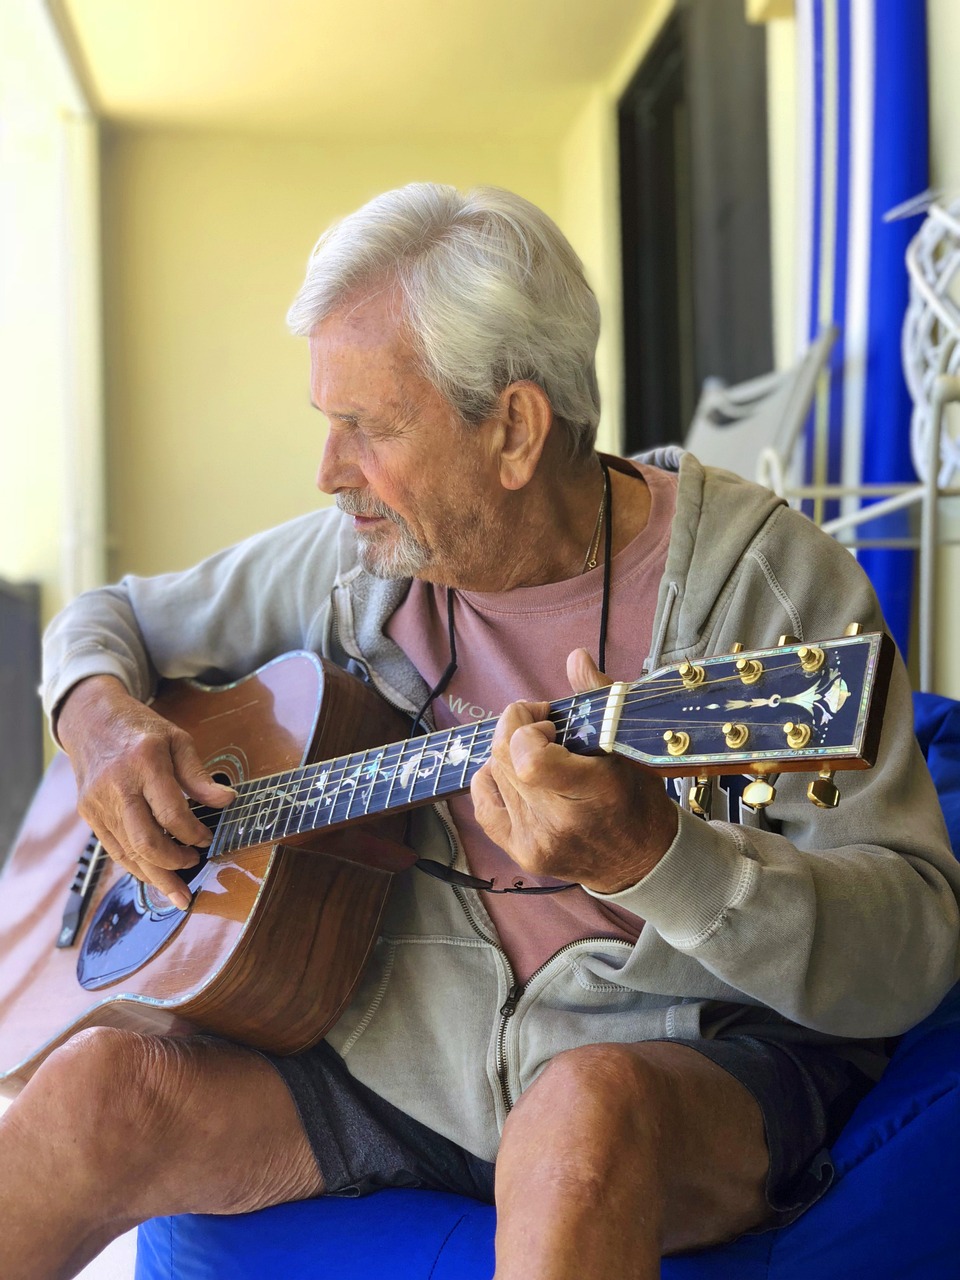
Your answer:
[56,832,107,948]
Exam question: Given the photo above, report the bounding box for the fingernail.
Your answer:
[170,890,191,911]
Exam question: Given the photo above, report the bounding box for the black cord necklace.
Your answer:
[412,459,614,896]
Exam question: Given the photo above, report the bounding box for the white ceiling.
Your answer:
[53,0,659,141]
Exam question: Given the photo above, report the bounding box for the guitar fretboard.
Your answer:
[207,690,608,856]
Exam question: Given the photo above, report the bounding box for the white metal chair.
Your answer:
[683,310,960,691]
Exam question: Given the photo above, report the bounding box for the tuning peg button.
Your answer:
[807,769,840,808]
[743,779,776,811]
[798,646,825,674]
[723,721,749,749]
[663,730,690,757]
[690,776,712,816]
[678,660,706,689]
[784,721,812,749]
[778,634,799,646]
[736,658,763,685]
[844,623,863,636]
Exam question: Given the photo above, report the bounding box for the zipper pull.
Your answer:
[500,983,523,1018]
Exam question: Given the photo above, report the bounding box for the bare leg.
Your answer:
[0,1027,322,1280]
[493,1042,771,1280]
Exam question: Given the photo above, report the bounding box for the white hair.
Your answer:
[287,184,601,458]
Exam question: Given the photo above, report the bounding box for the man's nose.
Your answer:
[316,430,362,495]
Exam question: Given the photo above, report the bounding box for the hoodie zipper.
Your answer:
[329,590,633,1120]
[491,934,631,1114]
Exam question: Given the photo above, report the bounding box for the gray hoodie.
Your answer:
[42,453,960,1162]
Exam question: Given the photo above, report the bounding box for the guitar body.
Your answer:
[0,652,414,1097]
[0,630,892,1099]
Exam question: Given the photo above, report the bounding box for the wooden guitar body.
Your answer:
[0,631,891,1099]
[0,652,414,1097]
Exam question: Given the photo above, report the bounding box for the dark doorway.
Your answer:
[0,580,43,865]
[619,0,774,452]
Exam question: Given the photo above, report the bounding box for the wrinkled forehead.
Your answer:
[309,286,419,372]
[307,290,450,425]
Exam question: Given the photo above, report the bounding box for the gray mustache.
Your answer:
[336,494,402,523]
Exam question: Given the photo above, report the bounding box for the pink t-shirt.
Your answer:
[386,462,678,981]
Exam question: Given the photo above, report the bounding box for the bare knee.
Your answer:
[509,1043,663,1137]
[500,1044,660,1189]
[15,1028,178,1174]
[8,1027,319,1224]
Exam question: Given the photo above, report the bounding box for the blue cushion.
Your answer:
[135,1190,496,1280]
[137,695,960,1278]
[135,982,960,1278]
[913,691,960,856]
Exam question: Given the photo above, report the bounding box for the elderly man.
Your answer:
[3,184,958,1279]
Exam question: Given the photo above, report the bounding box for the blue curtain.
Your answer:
[797,0,928,659]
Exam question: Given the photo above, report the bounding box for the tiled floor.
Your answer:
[0,1096,138,1279]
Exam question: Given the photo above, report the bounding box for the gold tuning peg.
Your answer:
[722,721,749,749]
[662,729,690,757]
[783,721,812,750]
[743,779,776,811]
[736,657,763,685]
[690,776,712,816]
[678,660,706,689]
[778,634,799,646]
[844,623,863,636]
[797,645,825,674]
[807,768,840,809]
[730,641,744,654]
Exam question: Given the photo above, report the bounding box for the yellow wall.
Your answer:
[0,2,100,633]
[101,2,677,580]
[102,130,562,577]
[91,0,960,697]
[926,0,960,700]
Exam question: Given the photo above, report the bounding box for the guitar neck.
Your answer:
[206,630,890,857]
[209,693,602,856]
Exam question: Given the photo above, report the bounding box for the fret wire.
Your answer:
[189,655,845,845]
[262,769,291,844]
[330,750,361,825]
[218,796,244,855]
[261,771,283,843]
[293,763,319,835]
[285,764,308,836]
[290,757,349,832]
[190,649,839,815]
[358,749,376,818]
[401,740,426,804]
[377,739,403,815]
[351,748,375,820]
[284,768,313,837]
[460,721,483,790]
[360,747,388,816]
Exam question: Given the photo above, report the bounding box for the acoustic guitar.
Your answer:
[0,631,892,1096]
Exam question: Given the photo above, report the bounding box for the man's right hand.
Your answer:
[56,675,236,910]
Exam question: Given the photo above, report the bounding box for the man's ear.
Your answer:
[494,381,554,491]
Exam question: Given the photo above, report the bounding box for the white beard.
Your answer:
[337,494,430,579]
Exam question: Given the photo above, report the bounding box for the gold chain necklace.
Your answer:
[580,473,608,573]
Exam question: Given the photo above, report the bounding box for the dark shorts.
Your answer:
[263,1034,874,1232]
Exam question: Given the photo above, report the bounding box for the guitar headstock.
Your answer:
[606,632,893,806]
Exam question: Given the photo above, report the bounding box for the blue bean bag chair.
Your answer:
[136,694,960,1280]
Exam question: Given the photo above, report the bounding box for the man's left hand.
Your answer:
[470,649,679,895]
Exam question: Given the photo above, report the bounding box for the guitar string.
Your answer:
[191,664,854,840]
[195,661,844,820]
[195,707,849,849]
